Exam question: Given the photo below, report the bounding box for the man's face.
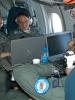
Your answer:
[16,15,29,32]
[0,17,3,29]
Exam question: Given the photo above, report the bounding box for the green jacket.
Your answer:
[0,31,10,52]
[8,29,39,40]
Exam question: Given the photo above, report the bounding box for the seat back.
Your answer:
[7,6,30,33]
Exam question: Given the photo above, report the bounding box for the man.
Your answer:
[0,16,31,100]
[0,16,3,30]
[65,40,75,99]
[9,11,38,40]
[0,16,5,33]
[65,39,75,75]
[0,16,10,99]
[0,16,10,55]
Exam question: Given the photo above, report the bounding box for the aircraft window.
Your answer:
[49,13,63,33]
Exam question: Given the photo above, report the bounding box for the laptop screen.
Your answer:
[47,32,73,61]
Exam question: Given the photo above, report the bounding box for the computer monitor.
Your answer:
[47,31,73,61]
[11,36,46,65]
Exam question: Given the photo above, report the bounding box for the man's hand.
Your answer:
[0,52,11,58]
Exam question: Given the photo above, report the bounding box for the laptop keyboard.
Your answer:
[53,62,65,75]
[49,59,66,76]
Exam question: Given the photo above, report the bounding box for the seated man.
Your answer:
[65,39,75,75]
[9,10,39,40]
[0,16,6,33]
[0,16,32,100]
[0,16,10,54]
[0,16,4,32]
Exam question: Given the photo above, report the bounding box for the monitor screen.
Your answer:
[47,32,73,61]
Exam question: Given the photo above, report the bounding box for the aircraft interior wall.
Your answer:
[0,0,13,17]
[42,4,65,34]
[42,3,75,38]
[60,7,75,38]
[29,0,46,34]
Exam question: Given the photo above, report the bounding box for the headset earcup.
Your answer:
[29,18,33,25]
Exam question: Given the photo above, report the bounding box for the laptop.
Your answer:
[47,32,73,62]
[11,36,46,65]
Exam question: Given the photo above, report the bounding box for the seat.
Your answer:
[7,6,30,33]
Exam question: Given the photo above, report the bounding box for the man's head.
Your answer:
[16,15,29,32]
[68,39,75,53]
[15,11,30,32]
[0,17,3,29]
